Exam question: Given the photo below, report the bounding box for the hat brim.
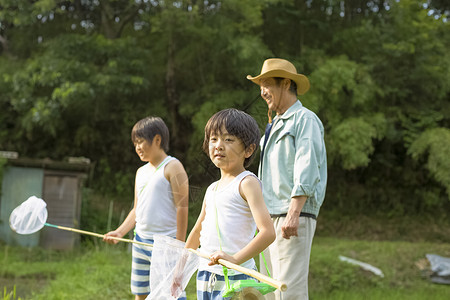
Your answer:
[247,70,310,95]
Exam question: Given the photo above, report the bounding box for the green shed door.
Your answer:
[0,166,44,247]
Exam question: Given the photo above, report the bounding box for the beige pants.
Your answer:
[261,216,316,300]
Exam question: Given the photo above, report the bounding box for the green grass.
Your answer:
[1,243,133,299]
[1,236,449,299]
[309,237,450,299]
[2,286,19,300]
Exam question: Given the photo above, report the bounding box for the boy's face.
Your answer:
[134,136,159,162]
[208,129,253,173]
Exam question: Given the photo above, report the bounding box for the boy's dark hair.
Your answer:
[131,116,170,152]
[203,108,261,168]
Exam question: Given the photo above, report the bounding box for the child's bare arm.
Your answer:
[166,160,189,241]
[209,176,275,265]
[185,198,206,250]
[104,172,139,244]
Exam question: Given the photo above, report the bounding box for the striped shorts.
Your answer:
[196,270,255,300]
[131,234,186,299]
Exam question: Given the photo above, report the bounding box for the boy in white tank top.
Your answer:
[184,109,275,299]
[103,116,189,300]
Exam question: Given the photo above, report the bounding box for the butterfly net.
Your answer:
[9,196,48,235]
[147,235,199,300]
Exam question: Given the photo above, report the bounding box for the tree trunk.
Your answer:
[165,33,184,158]
[0,34,12,58]
[99,0,142,39]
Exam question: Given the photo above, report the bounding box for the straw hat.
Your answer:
[247,58,310,95]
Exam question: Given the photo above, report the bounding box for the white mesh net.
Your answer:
[147,235,199,300]
[9,196,48,234]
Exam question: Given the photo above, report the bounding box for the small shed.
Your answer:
[0,154,91,250]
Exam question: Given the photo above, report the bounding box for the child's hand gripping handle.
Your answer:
[188,248,287,292]
[46,224,153,247]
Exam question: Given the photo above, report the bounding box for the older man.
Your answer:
[247,58,327,300]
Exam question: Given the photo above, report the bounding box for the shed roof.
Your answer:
[3,157,91,173]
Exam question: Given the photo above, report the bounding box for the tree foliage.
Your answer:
[409,128,450,196]
[1,0,449,215]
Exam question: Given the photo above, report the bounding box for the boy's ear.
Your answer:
[152,134,162,147]
[244,144,256,158]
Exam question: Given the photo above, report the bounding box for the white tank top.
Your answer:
[135,156,177,239]
[199,170,258,275]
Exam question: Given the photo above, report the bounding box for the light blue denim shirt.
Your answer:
[258,100,327,217]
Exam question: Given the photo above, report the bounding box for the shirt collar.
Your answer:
[274,100,302,122]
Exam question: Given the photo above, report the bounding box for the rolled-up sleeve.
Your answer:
[290,117,323,199]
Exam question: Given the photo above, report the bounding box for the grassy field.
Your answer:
[1,227,449,300]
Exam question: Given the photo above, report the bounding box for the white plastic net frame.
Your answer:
[9,196,48,235]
